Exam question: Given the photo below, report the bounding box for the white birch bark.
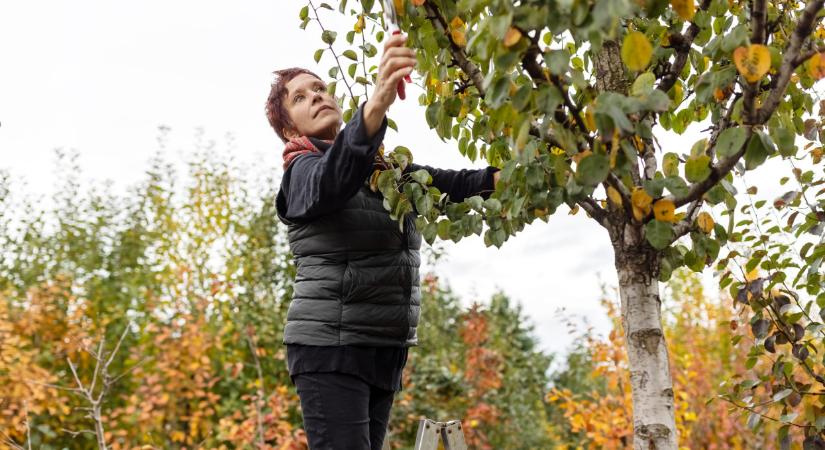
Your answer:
[614,223,678,449]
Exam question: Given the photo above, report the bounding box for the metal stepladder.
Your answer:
[381,418,468,450]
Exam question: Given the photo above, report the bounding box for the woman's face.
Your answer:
[283,73,342,141]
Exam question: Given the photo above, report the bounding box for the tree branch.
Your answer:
[421,1,485,95]
[757,0,825,124]
[751,0,768,44]
[669,126,753,208]
[657,0,713,93]
[577,197,611,229]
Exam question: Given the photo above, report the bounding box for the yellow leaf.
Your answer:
[631,187,653,210]
[745,267,760,281]
[451,29,467,47]
[583,106,596,132]
[670,0,695,20]
[631,187,652,221]
[808,53,825,80]
[733,45,771,83]
[607,186,623,207]
[621,31,652,72]
[412,0,425,5]
[653,199,677,222]
[504,27,522,47]
[393,0,405,15]
[354,15,365,33]
[450,16,464,29]
[696,211,714,233]
[369,169,381,192]
[569,205,580,215]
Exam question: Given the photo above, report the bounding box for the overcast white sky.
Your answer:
[0,1,790,359]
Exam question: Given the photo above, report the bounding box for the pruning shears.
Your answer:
[380,0,412,100]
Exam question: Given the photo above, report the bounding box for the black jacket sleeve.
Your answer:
[276,103,388,223]
[404,163,499,202]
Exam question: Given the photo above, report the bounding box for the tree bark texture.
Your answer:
[613,223,678,450]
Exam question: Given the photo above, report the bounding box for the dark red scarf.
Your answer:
[282,136,389,171]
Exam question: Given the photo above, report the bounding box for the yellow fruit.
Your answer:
[504,27,522,47]
[653,199,677,223]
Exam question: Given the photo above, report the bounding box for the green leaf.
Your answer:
[299,5,309,20]
[544,50,570,75]
[744,132,773,170]
[664,176,689,198]
[321,30,337,45]
[685,155,711,183]
[483,198,502,214]
[486,76,510,108]
[466,195,483,212]
[411,169,432,185]
[575,154,610,186]
[631,72,656,96]
[715,127,748,158]
[662,152,680,177]
[343,50,358,61]
[314,48,325,63]
[645,220,674,249]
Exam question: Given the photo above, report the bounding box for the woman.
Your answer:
[267,33,499,450]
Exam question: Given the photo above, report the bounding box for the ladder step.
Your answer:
[411,418,468,450]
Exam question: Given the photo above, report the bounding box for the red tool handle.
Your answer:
[392,29,412,100]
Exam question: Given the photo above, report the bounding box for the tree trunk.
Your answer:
[613,223,678,449]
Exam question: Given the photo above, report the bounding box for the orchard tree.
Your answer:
[300,0,825,447]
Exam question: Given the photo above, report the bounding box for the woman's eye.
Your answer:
[294,95,303,103]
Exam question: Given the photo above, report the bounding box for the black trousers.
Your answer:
[293,371,396,450]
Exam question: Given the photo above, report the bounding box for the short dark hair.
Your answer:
[266,67,323,143]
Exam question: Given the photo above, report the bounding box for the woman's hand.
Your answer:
[363,33,416,139]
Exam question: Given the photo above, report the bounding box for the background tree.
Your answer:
[547,269,776,448]
[0,148,552,449]
[305,0,825,446]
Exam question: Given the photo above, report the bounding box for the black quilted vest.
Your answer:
[279,183,422,347]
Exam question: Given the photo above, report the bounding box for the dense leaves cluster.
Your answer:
[309,0,825,444]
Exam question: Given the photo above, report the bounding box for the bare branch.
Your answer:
[577,197,611,229]
[671,199,703,240]
[89,334,106,397]
[104,324,131,373]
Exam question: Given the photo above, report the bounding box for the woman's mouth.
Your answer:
[315,105,334,117]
